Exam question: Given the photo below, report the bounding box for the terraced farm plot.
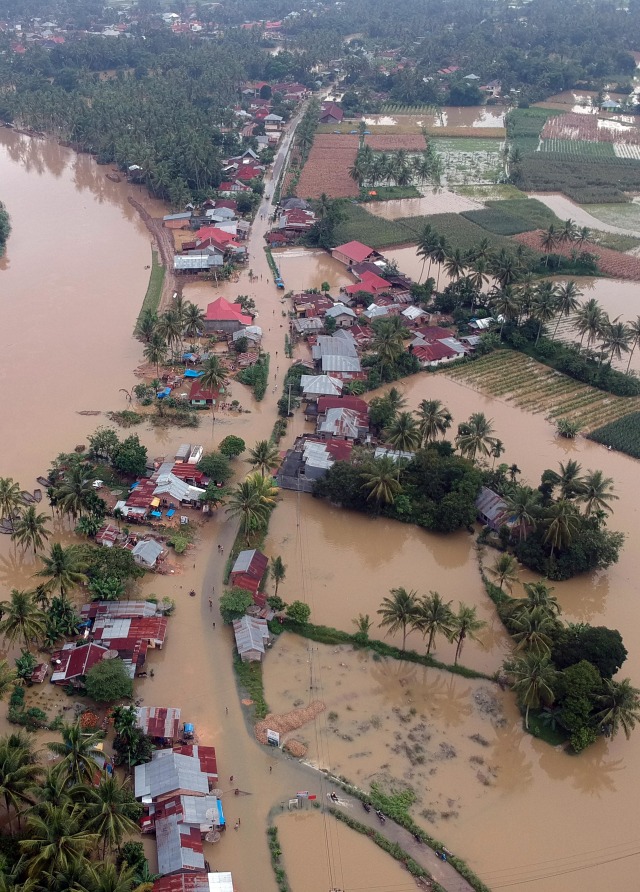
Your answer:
[444,351,640,431]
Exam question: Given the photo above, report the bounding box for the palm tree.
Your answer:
[448,603,487,665]
[443,247,466,282]
[371,326,405,374]
[489,249,521,288]
[431,236,448,290]
[199,355,228,440]
[143,331,168,377]
[183,302,206,339]
[548,458,584,501]
[0,477,22,527]
[520,581,561,617]
[553,280,582,337]
[0,662,16,702]
[416,224,438,283]
[247,440,280,478]
[532,282,559,345]
[156,308,183,360]
[47,723,105,786]
[574,298,604,347]
[377,587,419,651]
[383,411,421,452]
[270,556,286,596]
[385,386,407,415]
[83,861,138,892]
[0,736,42,832]
[491,286,521,337]
[135,308,158,344]
[505,653,556,729]
[20,802,98,878]
[625,315,640,374]
[76,775,141,857]
[600,318,631,364]
[543,499,580,557]
[594,678,640,739]
[578,469,618,517]
[540,225,558,264]
[225,472,277,544]
[10,506,51,556]
[52,461,94,520]
[360,456,402,507]
[0,589,46,651]
[36,543,89,601]
[559,218,577,244]
[511,606,557,657]
[416,399,452,446]
[414,591,454,655]
[486,554,519,592]
[352,613,373,641]
[455,412,499,462]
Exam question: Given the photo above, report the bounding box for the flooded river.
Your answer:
[2,131,640,892]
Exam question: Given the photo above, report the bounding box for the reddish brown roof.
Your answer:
[51,643,108,682]
[413,342,458,362]
[189,380,221,403]
[173,744,218,779]
[125,479,157,510]
[333,241,375,263]
[414,325,455,341]
[138,706,181,740]
[154,873,210,892]
[205,297,252,324]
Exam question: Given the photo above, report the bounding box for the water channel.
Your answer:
[1,128,640,892]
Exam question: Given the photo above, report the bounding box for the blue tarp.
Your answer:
[184,369,203,378]
[217,798,225,827]
[166,509,175,518]
[157,387,171,398]
[150,510,162,518]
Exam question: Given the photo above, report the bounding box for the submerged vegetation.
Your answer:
[0,199,10,256]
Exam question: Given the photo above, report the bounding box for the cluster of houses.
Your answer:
[132,712,233,891]
[228,548,275,662]
[49,599,169,686]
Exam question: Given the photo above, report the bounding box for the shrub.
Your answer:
[219,587,254,624]
[85,657,133,702]
[218,435,246,458]
[236,355,270,401]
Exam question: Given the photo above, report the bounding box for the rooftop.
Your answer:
[333,240,375,263]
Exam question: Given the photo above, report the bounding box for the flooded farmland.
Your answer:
[2,130,640,892]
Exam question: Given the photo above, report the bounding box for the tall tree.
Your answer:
[360,456,402,507]
[0,590,46,652]
[455,412,499,462]
[414,591,453,655]
[225,473,277,544]
[10,507,51,556]
[486,553,519,592]
[543,500,581,557]
[20,802,98,878]
[75,775,141,857]
[552,280,582,337]
[383,411,421,452]
[377,587,419,651]
[578,469,618,517]
[36,543,89,602]
[0,477,22,528]
[505,653,556,730]
[448,603,487,665]
[247,439,280,478]
[270,556,286,596]
[511,607,557,657]
[416,399,452,445]
[595,678,640,739]
[47,723,105,787]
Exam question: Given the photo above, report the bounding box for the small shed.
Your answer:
[233,615,270,662]
[476,486,509,531]
[133,539,166,569]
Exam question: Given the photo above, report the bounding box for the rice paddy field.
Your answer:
[445,351,640,431]
[582,202,640,231]
[431,136,505,186]
[587,412,640,457]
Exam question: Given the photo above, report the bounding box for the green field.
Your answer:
[539,139,617,158]
[455,184,526,200]
[462,206,535,235]
[398,212,530,257]
[588,412,640,458]
[431,136,505,185]
[583,202,640,232]
[333,204,415,248]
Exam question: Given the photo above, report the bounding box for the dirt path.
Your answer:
[325,789,476,892]
[128,196,177,311]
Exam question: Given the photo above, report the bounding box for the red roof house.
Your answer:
[153,875,211,892]
[344,270,390,296]
[51,643,109,685]
[332,241,378,266]
[229,549,268,595]
[173,744,218,780]
[319,102,344,124]
[189,379,222,407]
[413,341,460,366]
[204,297,252,334]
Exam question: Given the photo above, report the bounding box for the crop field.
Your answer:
[484,198,562,229]
[588,413,640,458]
[430,136,505,186]
[445,351,640,431]
[380,103,440,114]
[516,154,640,204]
[332,204,414,248]
[539,138,616,158]
[583,202,640,231]
[461,207,535,236]
[540,112,640,146]
[455,184,527,200]
[512,230,640,279]
[296,134,359,199]
[398,212,533,258]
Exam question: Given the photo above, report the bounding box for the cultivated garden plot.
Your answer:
[430,137,505,186]
[584,202,640,231]
[445,351,640,431]
[296,134,360,199]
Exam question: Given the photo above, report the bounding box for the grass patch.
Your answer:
[583,202,640,231]
[455,184,526,200]
[361,185,421,201]
[399,212,530,257]
[333,203,414,248]
[106,410,145,427]
[233,653,268,719]
[526,710,569,746]
[485,198,562,229]
[462,206,534,235]
[587,411,640,458]
[590,231,640,252]
[135,250,164,333]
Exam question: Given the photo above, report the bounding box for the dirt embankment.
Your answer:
[255,700,326,756]
[128,197,177,312]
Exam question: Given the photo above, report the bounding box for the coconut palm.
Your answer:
[377,587,419,651]
[504,485,540,541]
[270,556,286,596]
[416,224,438,283]
[625,315,640,374]
[352,613,373,641]
[489,249,521,288]
[247,439,280,478]
[47,723,105,787]
[414,591,454,655]
[225,472,277,543]
[10,507,51,556]
[448,603,487,665]
[36,543,89,601]
[183,302,205,339]
[371,325,405,374]
[553,280,582,337]
[455,412,499,462]
[0,477,22,527]
[0,737,42,832]
[600,318,631,364]
[20,802,98,878]
[574,226,591,248]
[578,469,618,517]
[574,298,604,347]
[52,461,94,520]
[543,499,581,557]
[431,236,449,290]
[135,308,158,344]
[511,606,557,657]
[0,590,46,651]
[199,355,228,440]
[540,225,558,264]
[594,678,640,739]
[443,247,467,282]
[491,286,521,337]
[143,331,168,376]
[559,218,577,244]
[547,458,584,501]
[416,399,452,445]
[76,775,141,857]
[83,861,138,892]
[487,553,519,592]
[504,653,556,729]
[156,308,183,359]
[360,456,402,507]
[520,581,561,618]
[385,386,407,415]
[467,257,490,296]
[383,411,421,452]
[532,282,559,345]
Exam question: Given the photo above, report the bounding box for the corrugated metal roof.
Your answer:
[137,706,181,740]
[156,813,205,875]
[135,752,210,800]
[321,355,361,373]
[208,874,234,892]
[232,616,269,656]
[81,601,159,619]
[312,336,358,358]
[475,486,508,526]
[133,540,165,565]
[300,375,343,396]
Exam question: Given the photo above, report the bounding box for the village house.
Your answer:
[155,814,206,875]
[189,380,222,409]
[300,374,343,400]
[314,395,370,441]
[233,615,270,662]
[136,707,182,745]
[204,297,252,335]
[163,212,193,230]
[291,317,324,337]
[174,255,222,273]
[292,293,335,318]
[174,444,204,465]
[81,600,162,621]
[332,240,380,267]
[95,523,120,548]
[318,101,344,124]
[135,749,218,802]
[132,539,166,569]
[275,436,352,492]
[344,270,391,300]
[476,486,510,531]
[50,642,110,686]
[153,872,234,892]
[325,303,357,327]
[229,549,268,596]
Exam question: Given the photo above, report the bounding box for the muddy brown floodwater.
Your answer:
[2,129,640,892]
